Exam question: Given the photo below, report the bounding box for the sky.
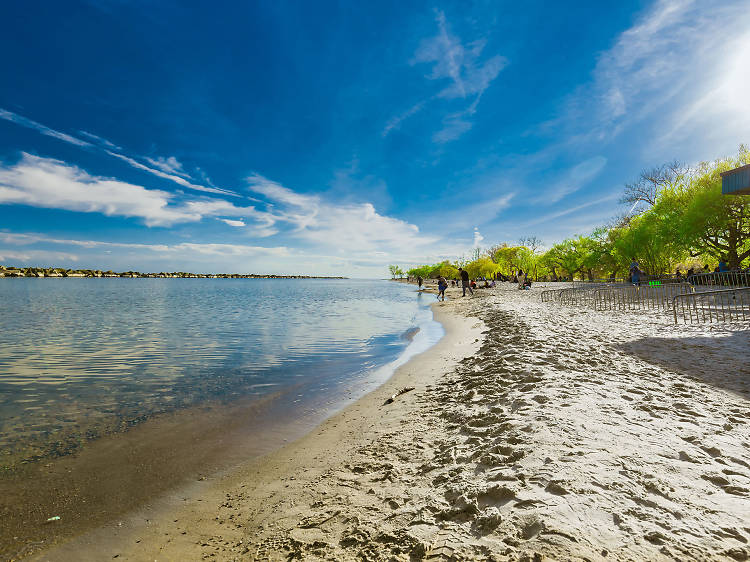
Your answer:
[1,0,749,277]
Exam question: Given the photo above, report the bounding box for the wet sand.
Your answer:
[28,285,750,560]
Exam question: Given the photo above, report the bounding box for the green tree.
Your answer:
[676,146,750,269]
[465,257,498,280]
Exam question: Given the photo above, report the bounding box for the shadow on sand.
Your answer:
[618,330,750,399]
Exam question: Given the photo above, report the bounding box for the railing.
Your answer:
[558,286,599,306]
[540,288,565,302]
[673,287,750,324]
[593,283,697,312]
[541,282,629,304]
[686,270,750,288]
[572,277,626,287]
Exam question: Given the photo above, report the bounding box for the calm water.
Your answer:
[0,278,442,465]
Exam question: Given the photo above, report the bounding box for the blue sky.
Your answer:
[1,1,748,276]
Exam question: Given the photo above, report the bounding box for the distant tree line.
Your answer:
[0,266,346,279]
[396,146,750,282]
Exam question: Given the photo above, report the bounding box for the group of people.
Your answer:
[416,267,529,302]
[630,258,739,285]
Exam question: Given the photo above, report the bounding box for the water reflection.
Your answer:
[0,279,440,465]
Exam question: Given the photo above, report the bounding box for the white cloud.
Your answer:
[219,218,246,227]
[106,151,236,197]
[385,10,507,143]
[77,130,121,150]
[552,0,750,158]
[0,232,288,258]
[0,108,238,197]
[432,113,473,143]
[382,101,425,137]
[535,156,608,203]
[245,174,439,257]
[0,154,267,227]
[144,156,191,178]
[0,153,198,226]
[472,227,484,247]
[521,193,620,228]
[170,242,289,257]
[246,173,319,209]
[0,249,80,263]
[0,108,92,147]
[413,12,507,100]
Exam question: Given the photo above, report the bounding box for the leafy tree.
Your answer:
[676,146,750,269]
[489,244,525,274]
[621,160,686,214]
[465,257,498,280]
[541,236,597,280]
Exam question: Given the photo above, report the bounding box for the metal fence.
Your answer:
[572,277,627,286]
[686,270,750,288]
[540,288,565,302]
[541,284,606,304]
[539,273,750,325]
[592,283,697,312]
[673,287,750,324]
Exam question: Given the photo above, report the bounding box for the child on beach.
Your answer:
[437,276,447,301]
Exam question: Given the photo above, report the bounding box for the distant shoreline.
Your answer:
[0,267,346,279]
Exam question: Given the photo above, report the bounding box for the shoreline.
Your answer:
[27,285,750,560]
[1,281,442,559]
[32,297,484,560]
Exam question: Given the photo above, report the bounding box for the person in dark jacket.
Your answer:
[458,267,472,297]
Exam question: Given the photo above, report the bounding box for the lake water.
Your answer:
[0,278,443,466]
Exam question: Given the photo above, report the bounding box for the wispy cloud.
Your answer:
[0,248,81,263]
[384,10,507,143]
[246,173,320,209]
[0,107,237,197]
[77,130,121,150]
[218,218,246,227]
[0,232,289,258]
[246,174,440,256]
[533,155,608,204]
[543,0,750,158]
[0,154,260,227]
[382,101,425,137]
[413,11,506,101]
[0,108,92,147]
[521,193,620,228]
[105,151,236,196]
[144,155,191,178]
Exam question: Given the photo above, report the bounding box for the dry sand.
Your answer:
[33,284,750,561]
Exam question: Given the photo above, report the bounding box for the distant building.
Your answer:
[721,164,750,195]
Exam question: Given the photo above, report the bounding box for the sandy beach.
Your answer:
[32,284,750,561]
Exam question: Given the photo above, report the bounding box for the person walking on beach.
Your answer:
[517,269,526,290]
[437,276,447,301]
[417,276,423,290]
[458,267,472,297]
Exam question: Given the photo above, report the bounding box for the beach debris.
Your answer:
[45,516,61,523]
[383,387,415,405]
[298,510,341,528]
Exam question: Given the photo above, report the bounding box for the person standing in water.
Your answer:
[417,276,423,290]
[458,267,472,297]
[437,276,447,301]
